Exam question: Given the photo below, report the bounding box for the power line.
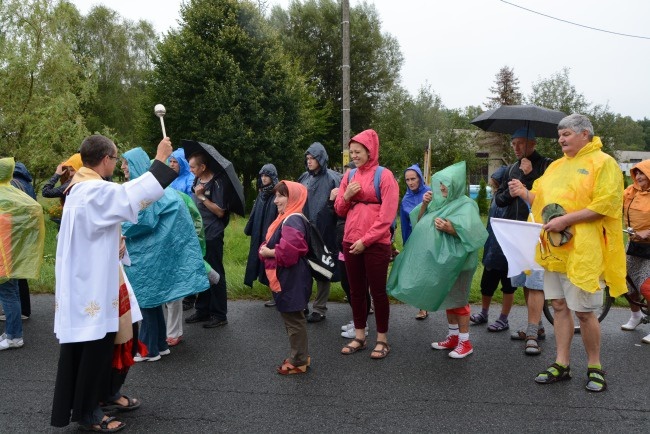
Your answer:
[500,0,650,40]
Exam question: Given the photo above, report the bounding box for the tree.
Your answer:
[485,66,522,109]
[269,0,403,158]
[0,0,89,186]
[527,67,589,115]
[149,0,327,206]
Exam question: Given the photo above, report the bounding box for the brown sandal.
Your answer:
[370,341,390,359]
[341,338,367,355]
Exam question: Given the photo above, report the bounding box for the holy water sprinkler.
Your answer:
[154,104,167,138]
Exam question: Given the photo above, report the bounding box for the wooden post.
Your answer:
[341,0,350,167]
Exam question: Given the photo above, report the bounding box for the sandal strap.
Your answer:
[587,367,606,384]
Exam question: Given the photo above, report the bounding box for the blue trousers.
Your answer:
[139,306,168,357]
[0,279,22,339]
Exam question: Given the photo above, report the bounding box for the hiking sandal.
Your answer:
[511,328,546,340]
[370,341,390,359]
[469,311,488,324]
[487,319,509,332]
[585,367,607,392]
[341,338,367,355]
[524,337,541,356]
[534,362,571,384]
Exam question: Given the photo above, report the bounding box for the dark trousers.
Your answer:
[280,311,309,366]
[195,234,228,320]
[343,242,391,333]
[18,279,30,317]
[339,259,371,315]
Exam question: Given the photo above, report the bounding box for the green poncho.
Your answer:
[0,158,45,280]
[387,161,487,311]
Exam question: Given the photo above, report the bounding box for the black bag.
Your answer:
[626,241,650,259]
[283,213,336,281]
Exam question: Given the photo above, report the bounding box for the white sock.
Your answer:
[631,311,643,319]
[459,332,469,342]
[448,324,459,336]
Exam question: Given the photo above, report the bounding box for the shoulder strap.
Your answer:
[282,212,309,227]
[374,166,384,204]
[347,168,357,183]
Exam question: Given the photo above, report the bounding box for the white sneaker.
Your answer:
[341,326,368,339]
[0,314,28,321]
[0,334,24,350]
[159,349,171,356]
[341,320,354,332]
[133,353,161,362]
[642,333,650,344]
[621,315,643,331]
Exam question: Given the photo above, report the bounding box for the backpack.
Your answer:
[282,213,336,281]
[347,166,385,204]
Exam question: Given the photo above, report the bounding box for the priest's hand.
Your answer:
[154,137,173,162]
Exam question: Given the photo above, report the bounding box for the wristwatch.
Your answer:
[199,196,207,202]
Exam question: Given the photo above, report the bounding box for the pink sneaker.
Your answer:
[431,334,459,350]
[449,340,473,359]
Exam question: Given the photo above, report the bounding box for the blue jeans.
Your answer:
[0,279,22,339]
[139,306,168,357]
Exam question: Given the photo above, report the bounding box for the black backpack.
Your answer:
[283,213,336,281]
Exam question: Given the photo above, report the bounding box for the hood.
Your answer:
[304,142,329,172]
[12,162,33,185]
[430,161,467,209]
[0,157,16,185]
[349,129,379,170]
[491,165,508,185]
[170,148,192,178]
[265,180,308,243]
[403,163,428,196]
[123,147,151,179]
[61,153,83,171]
[259,163,279,186]
[630,160,650,191]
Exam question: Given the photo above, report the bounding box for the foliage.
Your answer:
[269,0,403,159]
[485,66,522,109]
[0,0,89,186]
[149,0,328,205]
[476,179,488,216]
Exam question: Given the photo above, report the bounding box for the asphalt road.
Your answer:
[1,295,648,433]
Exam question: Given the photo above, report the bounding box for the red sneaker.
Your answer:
[449,340,473,359]
[431,334,459,350]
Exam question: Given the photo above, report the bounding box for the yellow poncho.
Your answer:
[0,158,45,279]
[530,137,626,296]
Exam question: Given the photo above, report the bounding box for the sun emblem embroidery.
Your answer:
[112,297,119,310]
[85,301,101,318]
[139,199,152,210]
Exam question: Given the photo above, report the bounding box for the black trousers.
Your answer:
[195,234,228,320]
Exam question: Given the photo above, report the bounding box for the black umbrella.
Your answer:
[181,139,245,217]
[470,104,567,139]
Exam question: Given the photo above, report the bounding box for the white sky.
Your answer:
[70,0,650,120]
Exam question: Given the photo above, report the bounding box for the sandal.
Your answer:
[100,395,141,412]
[341,338,367,355]
[469,311,488,325]
[534,362,571,384]
[487,319,509,332]
[415,310,428,320]
[370,341,390,359]
[79,416,126,433]
[511,328,546,341]
[524,337,542,356]
[277,360,308,375]
[585,367,607,392]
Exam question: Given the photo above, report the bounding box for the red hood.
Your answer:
[350,129,379,170]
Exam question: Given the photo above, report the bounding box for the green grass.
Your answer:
[29,207,627,309]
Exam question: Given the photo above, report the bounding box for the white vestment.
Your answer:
[490,217,544,277]
[54,173,163,344]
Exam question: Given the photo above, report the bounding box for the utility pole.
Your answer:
[341,0,350,167]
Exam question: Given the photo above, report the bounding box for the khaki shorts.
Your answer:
[543,271,604,313]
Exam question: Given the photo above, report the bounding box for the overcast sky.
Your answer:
[70,0,650,120]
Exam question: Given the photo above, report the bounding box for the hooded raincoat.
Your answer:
[261,181,312,312]
[530,137,626,296]
[244,164,279,287]
[169,148,195,195]
[298,142,341,252]
[387,161,488,311]
[121,148,208,308]
[401,163,432,243]
[624,160,650,235]
[10,162,36,200]
[0,158,45,279]
[334,130,399,247]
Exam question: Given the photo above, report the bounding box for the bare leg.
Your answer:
[457,314,470,334]
[576,311,601,366]
[501,293,514,316]
[551,298,573,365]
[527,290,545,325]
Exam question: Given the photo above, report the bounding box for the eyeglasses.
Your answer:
[107,155,119,161]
